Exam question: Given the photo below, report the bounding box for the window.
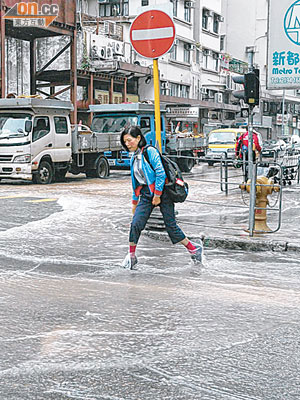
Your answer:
[180,85,190,98]
[184,44,191,63]
[220,35,225,51]
[171,0,178,17]
[196,48,200,64]
[212,52,219,71]
[92,115,138,133]
[54,117,68,134]
[99,0,128,17]
[169,44,177,61]
[139,117,151,134]
[203,52,209,69]
[202,9,209,29]
[213,14,219,34]
[170,83,190,98]
[32,117,50,142]
[170,83,179,97]
[184,3,191,22]
[0,113,32,138]
[141,0,148,5]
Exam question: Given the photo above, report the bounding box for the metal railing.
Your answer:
[165,151,300,237]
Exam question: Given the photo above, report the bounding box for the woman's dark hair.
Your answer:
[120,125,147,151]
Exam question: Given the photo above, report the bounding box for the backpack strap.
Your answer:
[142,145,156,171]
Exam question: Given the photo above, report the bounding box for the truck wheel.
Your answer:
[177,155,195,172]
[95,157,110,178]
[33,161,53,184]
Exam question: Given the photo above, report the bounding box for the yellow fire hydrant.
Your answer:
[240,176,280,233]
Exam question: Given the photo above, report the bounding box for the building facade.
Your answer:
[2,0,300,139]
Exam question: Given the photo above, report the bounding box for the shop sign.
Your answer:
[167,107,199,117]
[268,0,300,89]
[94,90,139,104]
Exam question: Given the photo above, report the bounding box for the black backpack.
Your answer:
[142,145,189,203]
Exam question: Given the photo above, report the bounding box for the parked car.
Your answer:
[261,139,286,158]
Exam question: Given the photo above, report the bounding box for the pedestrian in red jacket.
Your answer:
[235,129,262,161]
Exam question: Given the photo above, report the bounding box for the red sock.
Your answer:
[129,245,136,256]
[185,241,197,254]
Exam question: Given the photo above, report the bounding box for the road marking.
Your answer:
[25,198,57,203]
[0,195,28,199]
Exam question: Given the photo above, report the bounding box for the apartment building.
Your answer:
[81,0,240,133]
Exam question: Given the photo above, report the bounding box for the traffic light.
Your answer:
[232,69,260,105]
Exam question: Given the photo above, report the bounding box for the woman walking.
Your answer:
[120,125,203,269]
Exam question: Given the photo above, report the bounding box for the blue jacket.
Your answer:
[130,146,166,204]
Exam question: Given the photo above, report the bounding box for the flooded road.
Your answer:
[0,170,299,399]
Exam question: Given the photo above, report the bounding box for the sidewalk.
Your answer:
[144,165,300,253]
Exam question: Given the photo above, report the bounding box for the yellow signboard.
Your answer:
[94,90,139,105]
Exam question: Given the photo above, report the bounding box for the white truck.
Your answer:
[0,98,122,183]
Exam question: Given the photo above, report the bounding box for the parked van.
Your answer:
[205,128,246,166]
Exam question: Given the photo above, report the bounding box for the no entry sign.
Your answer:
[130,10,175,59]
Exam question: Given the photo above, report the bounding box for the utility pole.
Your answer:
[281,89,285,137]
[233,47,260,236]
[247,49,256,236]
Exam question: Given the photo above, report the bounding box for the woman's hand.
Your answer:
[132,204,137,215]
[152,195,161,206]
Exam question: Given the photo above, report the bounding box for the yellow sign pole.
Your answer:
[153,58,162,153]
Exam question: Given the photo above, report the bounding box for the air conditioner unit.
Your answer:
[185,1,195,8]
[114,42,124,56]
[98,46,106,60]
[161,81,170,89]
[200,87,208,94]
[215,92,223,103]
[106,46,113,59]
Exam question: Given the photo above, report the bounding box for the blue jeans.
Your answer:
[129,186,186,245]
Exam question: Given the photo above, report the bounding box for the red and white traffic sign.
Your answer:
[130,10,175,59]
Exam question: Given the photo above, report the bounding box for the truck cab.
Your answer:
[0,98,72,183]
[89,103,166,168]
